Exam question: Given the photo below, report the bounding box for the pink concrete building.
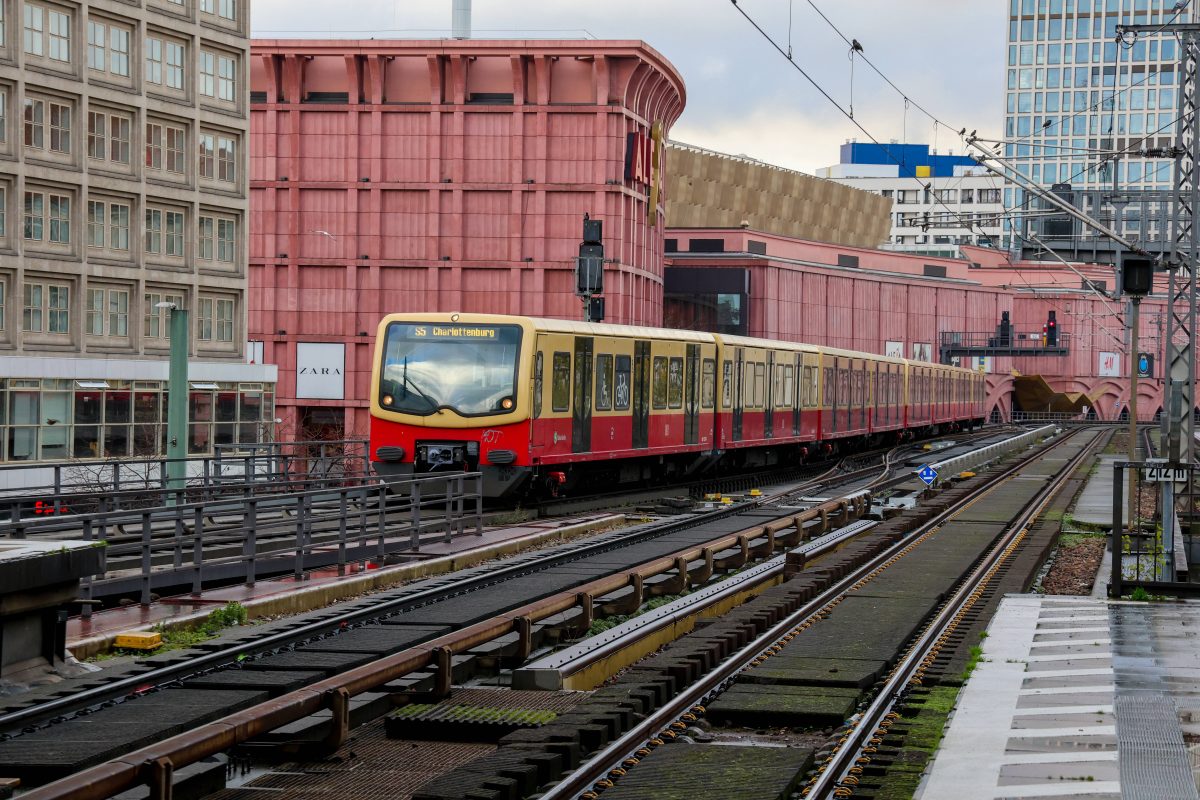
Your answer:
[248,39,685,439]
[663,231,1178,422]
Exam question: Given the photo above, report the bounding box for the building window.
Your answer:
[166,42,184,89]
[199,51,215,97]
[86,287,128,337]
[48,101,69,153]
[109,202,129,250]
[201,0,237,21]
[146,122,162,169]
[47,8,68,61]
[147,121,186,174]
[144,292,183,339]
[23,4,43,57]
[145,36,162,84]
[0,281,5,332]
[87,20,104,70]
[0,186,6,240]
[85,199,129,251]
[23,282,69,334]
[194,297,231,342]
[85,20,131,78]
[217,218,235,262]
[166,125,184,173]
[23,191,42,240]
[198,132,213,177]
[23,98,43,149]
[145,207,161,253]
[0,88,7,144]
[49,194,69,243]
[23,190,69,243]
[199,214,235,263]
[165,209,183,255]
[217,135,235,182]
[87,199,104,247]
[197,296,213,340]
[217,54,236,101]
[87,110,105,158]
[109,113,130,163]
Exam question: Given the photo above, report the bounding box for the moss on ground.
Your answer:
[870,685,961,800]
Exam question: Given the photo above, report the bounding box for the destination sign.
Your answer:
[412,326,498,339]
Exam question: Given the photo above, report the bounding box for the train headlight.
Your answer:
[500,396,514,410]
[382,394,394,406]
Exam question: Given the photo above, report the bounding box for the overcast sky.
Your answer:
[252,0,1006,175]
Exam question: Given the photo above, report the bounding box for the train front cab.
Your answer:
[369,314,538,498]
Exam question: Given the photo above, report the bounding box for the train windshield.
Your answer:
[379,322,522,417]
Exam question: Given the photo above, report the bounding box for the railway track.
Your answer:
[522,426,1101,800]
[1,426,1044,800]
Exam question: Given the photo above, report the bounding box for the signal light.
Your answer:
[1046,310,1058,347]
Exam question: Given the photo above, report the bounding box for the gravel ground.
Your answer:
[1041,536,1106,595]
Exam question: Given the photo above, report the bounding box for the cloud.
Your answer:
[251,0,1006,172]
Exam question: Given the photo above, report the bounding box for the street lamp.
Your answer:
[157,301,189,500]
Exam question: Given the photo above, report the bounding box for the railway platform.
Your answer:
[920,594,1200,799]
[66,513,623,659]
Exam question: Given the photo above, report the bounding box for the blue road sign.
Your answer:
[917,464,938,486]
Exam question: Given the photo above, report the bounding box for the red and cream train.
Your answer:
[369,314,987,498]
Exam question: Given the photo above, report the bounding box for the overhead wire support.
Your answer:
[965,135,1158,261]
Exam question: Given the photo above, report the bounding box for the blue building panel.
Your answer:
[839,142,976,178]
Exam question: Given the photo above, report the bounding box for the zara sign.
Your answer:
[296,342,345,399]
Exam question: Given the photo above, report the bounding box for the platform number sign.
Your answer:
[1142,464,1189,484]
[917,464,938,486]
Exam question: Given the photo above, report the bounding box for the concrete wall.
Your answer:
[665,142,891,249]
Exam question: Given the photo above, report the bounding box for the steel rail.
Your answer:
[537,427,1088,800]
[806,428,1103,798]
[6,428,1019,798]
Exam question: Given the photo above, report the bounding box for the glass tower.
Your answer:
[1002,0,1188,245]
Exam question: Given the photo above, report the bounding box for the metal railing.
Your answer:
[0,439,370,519]
[939,329,1071,353]
[11,471,483,612]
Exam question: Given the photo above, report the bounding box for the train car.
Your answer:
[711,334,819,464]
[370,313,988,499]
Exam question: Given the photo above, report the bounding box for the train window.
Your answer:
[824,367,833,405]
[595,354,614,411]
[614,355,632,410]
[722,360,733,407]
[773,365,784,407]
[667,357,684,409]
[533,352,544,419]
[782,364,794,407]
[652,356,668,409]
[701,358,716,409]
[808,367,818,408]
[754,363,766,408]
[551,352,571,412]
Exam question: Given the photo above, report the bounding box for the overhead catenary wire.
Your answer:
[727,1,992,242]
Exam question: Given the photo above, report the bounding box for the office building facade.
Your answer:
[1002,0,1187,246]
[0,0,276,464]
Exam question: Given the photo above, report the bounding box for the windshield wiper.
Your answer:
[401,357,441,412]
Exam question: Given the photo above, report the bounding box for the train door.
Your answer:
[632,340,650,449]
[764,351,775,439]
[733,348,744,441]
[572,337,593,453]
[684,343,700,445]
[831,357,840,433]
[793,353,802,436]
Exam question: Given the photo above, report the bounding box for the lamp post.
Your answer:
[158,302,189,502]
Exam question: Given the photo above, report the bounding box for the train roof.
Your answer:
[380,313,717,343]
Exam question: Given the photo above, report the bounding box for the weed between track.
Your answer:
[88,601,249,661]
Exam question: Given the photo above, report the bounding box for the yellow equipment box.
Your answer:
[114,631,162,650]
